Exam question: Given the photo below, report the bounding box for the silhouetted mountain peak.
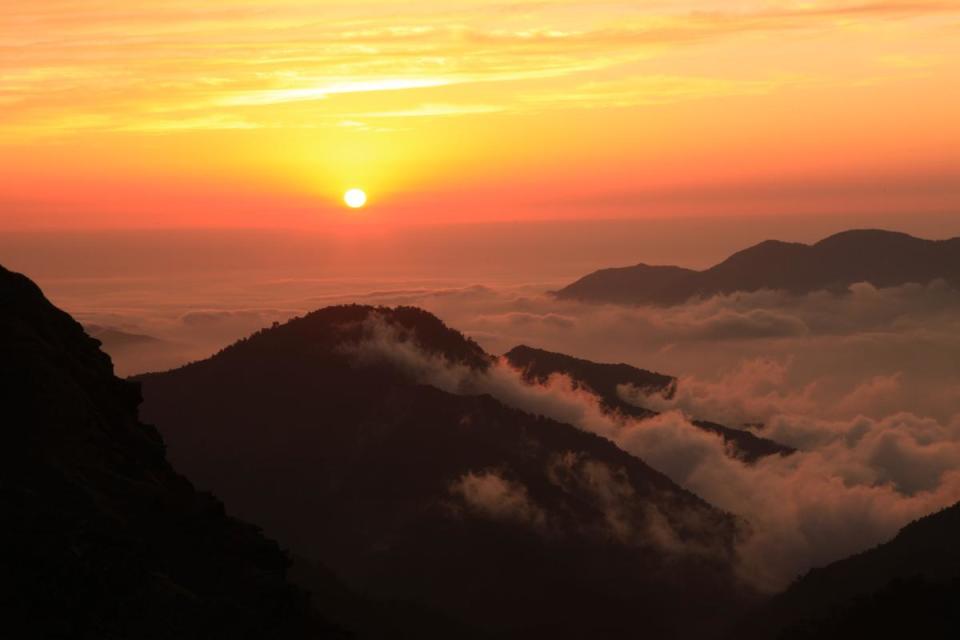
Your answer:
[2,265,131,406]
[137,305,759,637]
[556,229,960,305]
[729,238,804,254]
[712,239,808,270]
[812,228,917,249]
[207,304,492,373]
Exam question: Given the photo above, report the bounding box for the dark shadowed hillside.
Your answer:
[735,501,960,639]
[138,305,758,639]
[0,265,341,639]
[504,345,793,462]
[556,230,960,305]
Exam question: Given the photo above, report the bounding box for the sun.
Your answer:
[343,188,367,209]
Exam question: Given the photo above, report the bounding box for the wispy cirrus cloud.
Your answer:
[2,1,959,135]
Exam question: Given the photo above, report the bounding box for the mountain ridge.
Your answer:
[735,501,960,638]
[503,345,794,462]
[137,303,758,638]
[555,229,960,305]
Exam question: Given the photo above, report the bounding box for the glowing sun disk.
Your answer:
[344,188,367,209]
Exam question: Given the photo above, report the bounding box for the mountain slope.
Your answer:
[736,501,960,638]
[0,265,341,639]
[555,229,960,305]
[504,345,793,462]
[555,264,697,305]
[137,305,757,638]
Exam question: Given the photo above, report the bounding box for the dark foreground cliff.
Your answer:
[0,265,340,639]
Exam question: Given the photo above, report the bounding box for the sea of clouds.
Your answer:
[54,274,960,591]
[339,281,960,590]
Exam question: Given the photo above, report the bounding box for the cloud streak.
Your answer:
[450,470,547,527]
[3,1,959,135]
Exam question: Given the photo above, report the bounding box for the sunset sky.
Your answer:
[2,1,959,229]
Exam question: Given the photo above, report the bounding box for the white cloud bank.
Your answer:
[344,298,960,591]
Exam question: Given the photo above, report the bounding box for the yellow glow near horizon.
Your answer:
[1,1,959,229]
[344,189,368,209]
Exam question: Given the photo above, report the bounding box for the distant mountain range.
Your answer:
[136,305,757,638]
[504,345,793,462]
[555,229,960,305]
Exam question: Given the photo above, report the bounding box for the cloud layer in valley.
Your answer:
[340,291,960,590]
[53,266,960,590]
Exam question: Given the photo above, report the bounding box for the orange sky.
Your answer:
[2,1,959,229]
